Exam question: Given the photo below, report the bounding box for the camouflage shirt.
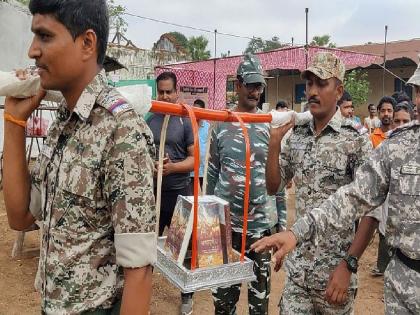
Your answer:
[206,109,277,235]
[279,109,372,290]
[292,121,420,260]
[29,71,156,314]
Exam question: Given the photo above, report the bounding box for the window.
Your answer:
[394,78,413,99]
[226,80,235,93]
[295,84,306,103]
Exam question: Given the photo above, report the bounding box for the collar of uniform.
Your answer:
[72,70,107,121]
[309,107,342,135]
[56,100,71,122]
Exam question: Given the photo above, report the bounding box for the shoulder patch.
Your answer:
[109,99,131,115]
[389,120,420,138]
[96,87,133,117]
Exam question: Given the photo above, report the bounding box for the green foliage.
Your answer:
[167,31,189,51]
[154,32,210,60]
[187,35,211,61]
[244,36,285,54]
[264,36,285,51]
[12,0,128,36]
[108,0,127,35]
[344,70,371,107]
[310,34,336,48]
[15,0,30,5]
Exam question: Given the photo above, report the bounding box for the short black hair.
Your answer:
[338,90,352,106]
[193,99,205,108]
[377,96,397,111]
[392,91,411,103]
[368,103,375,110]
[276,100,288,110]
[29,0,109,65]
[395,102,414,119]
[156,71,177,90]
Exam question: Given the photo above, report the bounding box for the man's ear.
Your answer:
[79,29,97,62]
[235,81,241,93]
[336,83,344,101]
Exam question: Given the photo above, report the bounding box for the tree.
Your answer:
[15,0,30,5]
[244,36,285,54]
[167,31,189,51]
[264,36,285,51]
[244,37,265,54]
[13,0,128,36]
[344,70,371,107]
[108,0,128,36]
[187,35,211,61]
[310,35,336,48]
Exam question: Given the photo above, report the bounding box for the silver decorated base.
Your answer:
[156,237,256,293]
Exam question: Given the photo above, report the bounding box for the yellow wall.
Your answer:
[356,66,416,118]
[266,74,305,112]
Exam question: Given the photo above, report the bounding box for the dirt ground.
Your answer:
[0,188,385,315]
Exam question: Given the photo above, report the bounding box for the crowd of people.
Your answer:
[1,0,419,315]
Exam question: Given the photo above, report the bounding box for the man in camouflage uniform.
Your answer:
[264,52,373,314]
[207,54,278,315]
[253,55,420,315]
[3,1,156,314]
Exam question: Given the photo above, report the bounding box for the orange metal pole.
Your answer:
[151,100,273,123]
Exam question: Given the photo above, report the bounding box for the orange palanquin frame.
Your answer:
[151,100,273,269]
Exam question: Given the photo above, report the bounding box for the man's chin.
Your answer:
[39,78,60,92]
[246,100,258,108]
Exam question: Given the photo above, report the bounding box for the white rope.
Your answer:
[155,114,170,235]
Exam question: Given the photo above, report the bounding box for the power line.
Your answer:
[124,12,215,35]
[123,12,278,42]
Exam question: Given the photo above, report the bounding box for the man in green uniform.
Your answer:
[208,54,278,315]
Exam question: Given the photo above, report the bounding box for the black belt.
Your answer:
[396,249,420,273]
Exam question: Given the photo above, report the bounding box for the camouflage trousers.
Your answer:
[212,230,272,315]
[384,256,420,315]
[280,276,356,315]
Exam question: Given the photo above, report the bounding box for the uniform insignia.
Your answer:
[401,165,420,175]
[109,99,131,115]
[41,145,53,159]
[290,141,307,150]
[96,87,133,117]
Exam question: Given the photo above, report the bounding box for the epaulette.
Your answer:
[96,86,133,118]
[342,119,369,135]
[389,120,420,138]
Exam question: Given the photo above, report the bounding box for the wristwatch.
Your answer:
[343,255,359,273]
